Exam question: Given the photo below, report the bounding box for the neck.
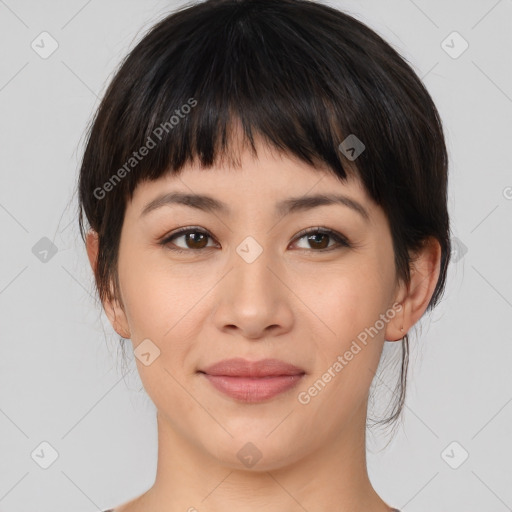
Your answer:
[132,402,393,512]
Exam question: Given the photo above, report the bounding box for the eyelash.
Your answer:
[159,226,351,254]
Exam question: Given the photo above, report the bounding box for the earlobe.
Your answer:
[385,237,442,342]
[86,229,131,339]
[384,300,407,342]
[103,295,132,340]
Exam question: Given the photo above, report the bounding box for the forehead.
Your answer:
[129,143,373,222]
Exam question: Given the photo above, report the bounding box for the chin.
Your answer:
[200,430,308,472]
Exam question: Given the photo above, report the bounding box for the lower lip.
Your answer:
[201,374,304,403]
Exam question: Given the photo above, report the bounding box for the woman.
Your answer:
[78,0,451,510]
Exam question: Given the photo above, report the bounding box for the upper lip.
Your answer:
[199,358,305,377]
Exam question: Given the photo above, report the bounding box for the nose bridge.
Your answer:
[231,235,277,307]
[212,234,294,338]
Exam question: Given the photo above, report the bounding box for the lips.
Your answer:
[198,358,306,403]
[199,357,305,378]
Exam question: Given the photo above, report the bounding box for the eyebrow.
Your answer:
[140,192,370,222]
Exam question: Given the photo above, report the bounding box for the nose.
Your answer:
[212,245,294,340]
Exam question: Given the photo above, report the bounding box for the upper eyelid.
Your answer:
[164,226,342,238]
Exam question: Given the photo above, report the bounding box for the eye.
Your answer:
[159,226,351,254]
[290,227,351,251]
[159,227,218,253]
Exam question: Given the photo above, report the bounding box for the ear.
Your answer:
[86,229,131,339]
[385,237,442,342]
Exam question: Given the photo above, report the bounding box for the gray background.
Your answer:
[1,0,511,511]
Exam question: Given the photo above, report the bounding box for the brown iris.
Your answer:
[184,232,209,249]
[305,233,330,250]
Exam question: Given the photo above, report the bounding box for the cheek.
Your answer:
[116,257,206,410]
[298,267,391,406]
[298,256,394,401]
[117,238,207,336]
[119,267,175,338]
[303,260,389,335]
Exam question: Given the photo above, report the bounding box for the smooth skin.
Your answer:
[87,135,440,512]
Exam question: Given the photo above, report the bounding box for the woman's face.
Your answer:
[105,141,405,470]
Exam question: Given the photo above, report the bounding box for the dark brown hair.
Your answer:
[77,0,451,430]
